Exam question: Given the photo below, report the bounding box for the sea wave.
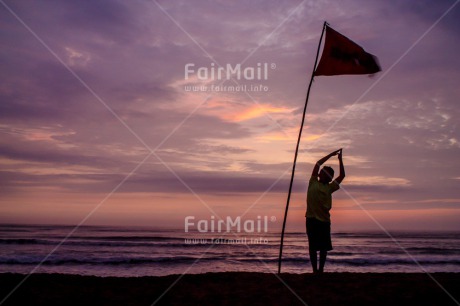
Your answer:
[1,255,459,266]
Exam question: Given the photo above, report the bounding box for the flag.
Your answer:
[314,25,381,76]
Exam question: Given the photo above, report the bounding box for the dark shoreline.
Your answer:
[1,272,459,305]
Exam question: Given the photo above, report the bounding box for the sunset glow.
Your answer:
[1,0,459,232]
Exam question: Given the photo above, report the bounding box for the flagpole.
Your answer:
[278,21,327,274]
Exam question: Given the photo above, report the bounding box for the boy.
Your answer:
[306,149,345,273]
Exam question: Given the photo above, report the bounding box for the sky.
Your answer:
[1,0,459,232]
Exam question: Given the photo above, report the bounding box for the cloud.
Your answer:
[0,166,415,197]
[345,176,411,187]
[225,105,293,122]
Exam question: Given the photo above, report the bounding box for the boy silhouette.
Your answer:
[306,149,345,273]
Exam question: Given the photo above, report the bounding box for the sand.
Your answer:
[1,272,459,305]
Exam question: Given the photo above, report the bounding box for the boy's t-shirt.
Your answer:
[305,176,340,222]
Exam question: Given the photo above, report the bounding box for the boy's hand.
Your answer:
[330,149,341,157]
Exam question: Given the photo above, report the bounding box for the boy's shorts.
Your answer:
[306,217,333,251]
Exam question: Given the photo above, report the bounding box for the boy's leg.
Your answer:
[309,247,318,273]
[319,250,327,273]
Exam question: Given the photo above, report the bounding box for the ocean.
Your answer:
[0,224,459,277]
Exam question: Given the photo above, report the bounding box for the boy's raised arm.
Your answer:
[334,149,346,184]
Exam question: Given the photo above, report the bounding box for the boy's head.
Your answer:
[319,166,334,183]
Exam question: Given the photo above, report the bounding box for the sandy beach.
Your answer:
[1,272,459,305]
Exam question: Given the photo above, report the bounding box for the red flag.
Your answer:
[314,26,381,76]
